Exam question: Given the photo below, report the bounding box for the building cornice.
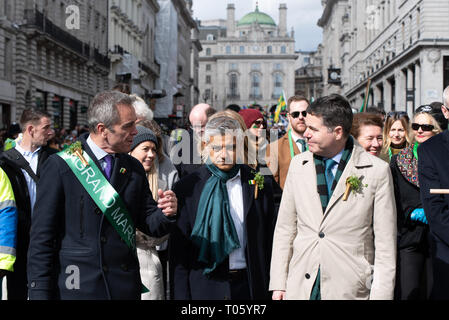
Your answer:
[172,0,196,29]
[200,54,298,60]
[317,0,337,27]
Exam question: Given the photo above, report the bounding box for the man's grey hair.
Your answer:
[87,91,134,132]
[443,85,449,107]
[201,116,244,162]
[130,94,154,121]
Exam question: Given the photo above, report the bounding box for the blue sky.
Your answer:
[191,0,323,52]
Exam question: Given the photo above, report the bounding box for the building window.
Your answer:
[205,89,211,100]
[267,46,272,54]
[206,64,211,71]
[206,48,211,56]
[273,74,283,97]
[274,63,282,70]
[304,57,310,65]
[226,46,231,54]
[251,63,261,71]
[229,73,238,97]
[206,34,214,41]
[3,37,12,81]
[281,46,286,54]
[239,46,245,54]
[229,63,238,71]
[251,73,261,99]
[206,75,211,84]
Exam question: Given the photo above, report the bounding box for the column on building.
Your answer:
[395,68,406,112]
[407,65,414,113]
[415,61,421,107]
[384,77,392,111]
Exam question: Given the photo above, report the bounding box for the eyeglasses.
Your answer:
[252,120,265,128]
[290,111,307,118]
[411,123,434,131]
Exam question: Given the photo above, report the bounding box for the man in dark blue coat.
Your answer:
[171,115,277,300]
[418,85,449,299]
[27,91,177,300]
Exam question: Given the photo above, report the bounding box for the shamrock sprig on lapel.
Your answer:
[343,175,368,201]
[249,171,265,199]
[67,141,89,167]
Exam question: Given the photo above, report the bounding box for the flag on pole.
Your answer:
[274,91,287,123]
[359,78,372,113]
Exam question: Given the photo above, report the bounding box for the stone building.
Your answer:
[318,0,449,114]
[198,3,297,111]
[108,0,160,99]
[1,0,110,130]
[295,46,324,101]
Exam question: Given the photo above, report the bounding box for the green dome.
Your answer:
[237,6,276,27]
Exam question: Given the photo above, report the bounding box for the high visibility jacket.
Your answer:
[0,167,18,271]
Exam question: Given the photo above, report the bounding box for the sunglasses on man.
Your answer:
[252,120,266,128]
[411,123,434,131]
[289,111,307,118]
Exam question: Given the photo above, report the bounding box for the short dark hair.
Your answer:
[306,94,353,137]
[19,108,51,130]
[366,106,386,117]
[226,104,241,113]
[287,95,310,113]
[351,113,384,139]
[206,107,217,118]
[112,83,131,95]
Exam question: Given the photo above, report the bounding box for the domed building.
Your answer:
[198,3,297,110]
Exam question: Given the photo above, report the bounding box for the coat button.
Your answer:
[305,273,310,279]
[30,281,36,288]
[319,231,325,238]
[100,236,107,243]
[120,264,129,272]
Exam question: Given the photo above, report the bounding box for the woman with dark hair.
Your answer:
[390,105,444,300]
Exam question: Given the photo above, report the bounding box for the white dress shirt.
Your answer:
[290,130,307,152]
[226,169,247,270]
[86,135,114,171]
[15,143,40,215]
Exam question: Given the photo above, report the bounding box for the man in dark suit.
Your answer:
[171,115,277,300]
[0,108,57,299]
[27,91,177,300]
[418,85,449,299]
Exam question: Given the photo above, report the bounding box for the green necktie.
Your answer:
[324,158,337,197]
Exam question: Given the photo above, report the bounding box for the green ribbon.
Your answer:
[57,149,149,293]
[413,142,419,160]
[288,129,307,159]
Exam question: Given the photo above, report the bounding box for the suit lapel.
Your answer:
[110,154,131,195]
[241,166,255,219]
[324,144,372,216]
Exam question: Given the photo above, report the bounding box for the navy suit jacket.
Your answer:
[418,130,449,299]
[27,133,175,300]
[171,165,277,300]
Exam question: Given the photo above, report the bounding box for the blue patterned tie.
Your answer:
[324,158,337,196]
[103,154,113,180]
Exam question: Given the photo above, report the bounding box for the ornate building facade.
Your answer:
[198,3,297,110]
[1,0,110,129]
[319,0,449,113]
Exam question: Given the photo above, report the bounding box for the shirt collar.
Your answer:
[86,135,110,161]
[15,142,41,157]
[325,148,344,164]
[227,169,241,183]
[290,130,305,142]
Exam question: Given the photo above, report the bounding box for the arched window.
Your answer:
[206,34,214,41]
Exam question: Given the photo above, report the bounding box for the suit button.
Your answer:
[30,281,36,288]
[102,265,108,273]
[319,232,325,238]
[100,236,107,243]
[305,273,310,279]
[95,208,102,215]
[120,264,129,272]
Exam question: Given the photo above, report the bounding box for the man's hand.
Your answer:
[157,189,177,217]
[272,290,286,300]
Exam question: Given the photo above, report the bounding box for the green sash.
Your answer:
[57,148,149,293]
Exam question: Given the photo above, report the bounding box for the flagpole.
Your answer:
[362,78,371,112]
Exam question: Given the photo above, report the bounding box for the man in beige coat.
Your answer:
[270,94,397,300]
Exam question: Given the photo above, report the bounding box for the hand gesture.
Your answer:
[157,189,177,217]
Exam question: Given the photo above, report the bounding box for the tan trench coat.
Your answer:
[269,142,397,300]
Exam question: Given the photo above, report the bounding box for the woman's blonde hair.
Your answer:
[381,111,412,153]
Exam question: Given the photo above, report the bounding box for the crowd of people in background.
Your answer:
[2,82,449,301]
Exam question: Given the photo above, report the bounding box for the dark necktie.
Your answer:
[324,158,337,196]
[103,154,113,180]
[297,139,307,152]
